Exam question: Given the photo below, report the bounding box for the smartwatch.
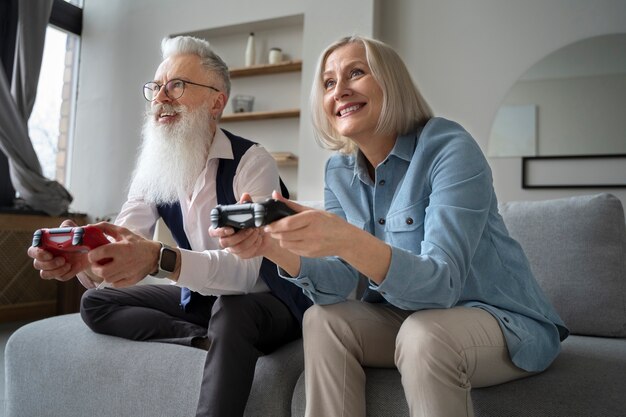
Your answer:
[150,242,177,279]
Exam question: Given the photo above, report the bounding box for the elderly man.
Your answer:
[28,36,310,417]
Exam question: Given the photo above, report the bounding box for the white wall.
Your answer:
[70,0,374,219]
[69,0,626,219]
[377,0,626,205]
[503,74,626,155]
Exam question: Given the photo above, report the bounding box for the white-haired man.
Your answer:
[28,36,310,417]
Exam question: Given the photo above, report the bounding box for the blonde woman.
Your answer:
[214,35,568,417]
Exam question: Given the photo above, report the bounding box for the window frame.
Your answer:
[50,0,83,36]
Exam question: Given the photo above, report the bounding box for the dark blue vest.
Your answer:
[157,129,311,324]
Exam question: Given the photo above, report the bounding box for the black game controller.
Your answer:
[211,199,296,230]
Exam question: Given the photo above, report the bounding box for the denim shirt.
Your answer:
[281,117,569,372]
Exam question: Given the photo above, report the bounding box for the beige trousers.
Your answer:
[302,302,531,417]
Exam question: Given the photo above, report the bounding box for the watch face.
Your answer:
[161,247,177,272]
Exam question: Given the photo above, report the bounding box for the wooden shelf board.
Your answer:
[229,60,302,78]
[277,159,298,167]
[271,152,299,167]
[221,109,300,122]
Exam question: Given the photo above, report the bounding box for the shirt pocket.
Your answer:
[385,200,427,248]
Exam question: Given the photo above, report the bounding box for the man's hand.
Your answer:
[28,219,93,282]
[209,192,271,259]
[85,222,165,288]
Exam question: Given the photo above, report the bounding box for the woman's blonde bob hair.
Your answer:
[310,35,433,154]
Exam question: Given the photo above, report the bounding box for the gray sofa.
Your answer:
[5,193,626,417]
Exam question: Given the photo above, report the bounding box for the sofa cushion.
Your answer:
[498,193,626,337]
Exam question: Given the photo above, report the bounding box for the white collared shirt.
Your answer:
[111,128,280,295]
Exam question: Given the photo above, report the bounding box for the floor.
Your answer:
[1,320,32,417]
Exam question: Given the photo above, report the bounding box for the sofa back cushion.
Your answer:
[499,193,626,337]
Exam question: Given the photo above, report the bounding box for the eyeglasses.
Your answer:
[142,78,221,101]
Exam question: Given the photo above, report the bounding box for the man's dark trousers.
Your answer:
[81,284,301,417]
[80,130,307,416]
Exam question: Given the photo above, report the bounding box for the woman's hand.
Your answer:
[211,192,308,276]
[267,192,392,284]
[265,192,358,259]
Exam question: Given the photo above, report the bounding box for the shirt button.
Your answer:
[503,316,509,323]
[301,282,309,287]
[378,179,386,186]
[406,217,414,225]
[378,218,386,225]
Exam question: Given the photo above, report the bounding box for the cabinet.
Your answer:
[0,212,87,323]
[182,14,303,196]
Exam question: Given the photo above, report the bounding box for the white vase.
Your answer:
[268,47,282,64]
[245,32,256,67]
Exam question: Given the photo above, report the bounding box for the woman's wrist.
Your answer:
[267,247,301,277]
[338,227,392,285]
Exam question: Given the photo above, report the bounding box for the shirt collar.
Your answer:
[388,132,417,162]
[351,133,417,185]
[206,128,233,162]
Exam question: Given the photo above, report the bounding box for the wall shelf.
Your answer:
[229,60,302,78]
[277,159,298,167]
[271,152,298,167]
[221,108,299,122]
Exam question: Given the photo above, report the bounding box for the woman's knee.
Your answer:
[395,310,459,368]
[303,304,331,331]
[303,303,367,359]
[303,303,356,336]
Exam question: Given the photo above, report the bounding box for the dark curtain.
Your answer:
[0,0,18,207]
[0,0,73,215]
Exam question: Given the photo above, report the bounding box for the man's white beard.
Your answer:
[130,102,214,205]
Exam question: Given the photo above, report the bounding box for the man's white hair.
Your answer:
[161,36,231,97]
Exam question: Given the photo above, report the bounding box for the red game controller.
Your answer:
[31,225,110,258]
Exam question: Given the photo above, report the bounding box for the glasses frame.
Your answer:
[143,78,221,101]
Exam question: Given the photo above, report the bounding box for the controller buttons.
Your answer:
[378,218,386,225]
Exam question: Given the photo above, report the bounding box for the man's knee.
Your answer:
[208,295,264,338]
[211,294,256,319]
[80,288,113,332]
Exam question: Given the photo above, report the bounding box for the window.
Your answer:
[25,0,82,185]
[28,26,80,183]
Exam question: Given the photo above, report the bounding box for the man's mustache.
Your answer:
[146,103,186,118]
